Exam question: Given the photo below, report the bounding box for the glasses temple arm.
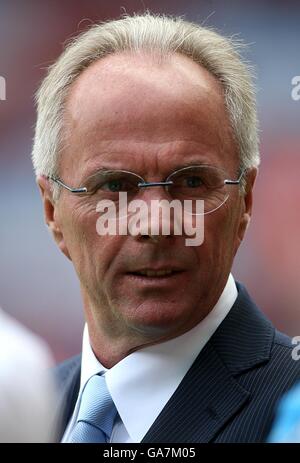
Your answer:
[48,176,88,194]
[224,169,246,185]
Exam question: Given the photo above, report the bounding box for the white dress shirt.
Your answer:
[63,274,237,443]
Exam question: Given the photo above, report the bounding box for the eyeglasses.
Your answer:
[48,165,245,215]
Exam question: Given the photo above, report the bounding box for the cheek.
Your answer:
[57,200,99,268]
[67,205,95,248]
[217,200,243,260]
[199,204,241,262]
[65,202,127,279]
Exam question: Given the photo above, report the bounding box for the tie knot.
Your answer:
[77,374,117,439]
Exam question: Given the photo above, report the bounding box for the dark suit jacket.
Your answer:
[54,283,300,442]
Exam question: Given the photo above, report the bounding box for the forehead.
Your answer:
[61,51,237,178]
[66,51,225,127]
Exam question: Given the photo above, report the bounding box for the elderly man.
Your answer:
[32,13,300,443]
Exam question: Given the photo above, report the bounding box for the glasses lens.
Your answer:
[86,170,143,219]
[90,166,234,218]
[86,170,141,197]
[168,166,229,215]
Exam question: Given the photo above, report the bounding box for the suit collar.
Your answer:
[211,282,274,375]
[142,342,251,442]
[54,355,81,442]
[142,283,274,442]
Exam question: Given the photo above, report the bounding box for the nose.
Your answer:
[128,186,178,243]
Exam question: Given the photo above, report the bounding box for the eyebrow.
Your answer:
[172,160,213,170]
[82,159,216,182]
[81,168,121,183]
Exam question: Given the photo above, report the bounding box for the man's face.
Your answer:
[40,52,255,352]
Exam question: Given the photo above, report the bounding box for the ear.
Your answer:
[236,167,258,246]
[37,175,71,260]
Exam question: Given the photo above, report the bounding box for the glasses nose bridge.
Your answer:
[135,180,174,201]
[138,180,173,189]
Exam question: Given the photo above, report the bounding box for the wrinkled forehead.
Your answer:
[64,51,227,129]
[60,51,238,178]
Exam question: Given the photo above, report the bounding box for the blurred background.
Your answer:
[0,0,299,362]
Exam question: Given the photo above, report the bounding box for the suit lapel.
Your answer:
[142,283,274,443]
[54,355,81,442]
[142,342,250,442]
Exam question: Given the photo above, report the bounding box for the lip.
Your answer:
[124,268,186,286]
[127,265,184,273]
[129,268,182,276]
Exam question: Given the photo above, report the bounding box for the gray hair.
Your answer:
[32,12,259,194]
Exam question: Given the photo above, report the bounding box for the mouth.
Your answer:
[127,268,183,278]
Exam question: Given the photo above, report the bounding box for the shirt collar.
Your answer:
[80,273,237,442]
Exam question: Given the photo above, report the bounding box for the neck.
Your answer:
[85,309,215,369]
[80,283,225,368]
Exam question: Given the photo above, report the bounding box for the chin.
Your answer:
[122,304,193,340]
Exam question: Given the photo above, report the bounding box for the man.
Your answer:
[32,13,300,443]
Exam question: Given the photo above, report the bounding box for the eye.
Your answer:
[184,175,204,188]
[92,172,139,195]
[102,179,124,192]
[173,172,206,190]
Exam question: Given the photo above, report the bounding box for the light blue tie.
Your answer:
[69,374,118,443]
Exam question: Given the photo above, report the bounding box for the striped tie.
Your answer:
[69,374,117,443]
